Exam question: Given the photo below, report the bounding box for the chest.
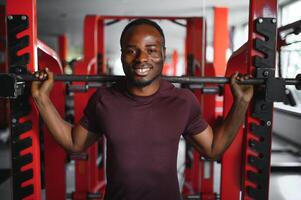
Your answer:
[97,97,189,146]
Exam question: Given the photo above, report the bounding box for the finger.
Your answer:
[34,71,39,78]
[241,74,250,80]
[33,71,45,81]
[231,72,239,85]
[39,69,50,81]
[235,73,245,84]
[40,70,54,88]
[47,71,54,82]
[37,70,54,92]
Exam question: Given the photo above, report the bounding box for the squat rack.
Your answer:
[3,0,295,199]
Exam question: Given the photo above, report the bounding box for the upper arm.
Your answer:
[70,89,102,152]
[186,125,214,158]
[71,123,100,152]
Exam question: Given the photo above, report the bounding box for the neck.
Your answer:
[127,79,161,96]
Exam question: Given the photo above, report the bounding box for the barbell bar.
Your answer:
[1,73,300,99]
[15,74,300,85]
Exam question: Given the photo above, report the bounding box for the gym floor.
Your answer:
[0,129,300,200]
[269,136,301,200]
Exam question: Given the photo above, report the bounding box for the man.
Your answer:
[32,19,253,200]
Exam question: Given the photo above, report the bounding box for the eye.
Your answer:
[123,48,137,56]
[147,48,160,56]
[147,49,156,53]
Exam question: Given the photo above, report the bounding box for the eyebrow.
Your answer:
[145,44,160,48]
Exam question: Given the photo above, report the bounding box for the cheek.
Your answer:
[122,55,134,65]
[151,56,164,66]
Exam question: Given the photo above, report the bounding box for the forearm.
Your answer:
[33,95,76,152]
[211,100,249,158]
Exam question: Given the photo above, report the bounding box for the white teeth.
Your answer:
[138,68,149,73]
[135,68,150,75]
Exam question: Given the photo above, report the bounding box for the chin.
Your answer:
[131,79,153,88]
[128,75,160,88]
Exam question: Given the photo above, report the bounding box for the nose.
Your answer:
[136,49,148,63]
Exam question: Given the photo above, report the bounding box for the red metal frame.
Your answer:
[5,2,279,199]
[163,50,178,76]
[171,50,178,76]
[37,40,67,200]
[183,18,215,198]
[73,15,103,200]
[6,0,41,199]
[6,2,68,200]
[6,0,38,70]
[213,8,229,77]
[58,35,68,69]
[213,7,229,118]
[221,1,278,200]
[97,19,106,75]
[242,0,277,199]
[183,18,202,195]
[201,62,216,198]
[221,43,249,200]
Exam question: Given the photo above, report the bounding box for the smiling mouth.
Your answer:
[134,67,152,76]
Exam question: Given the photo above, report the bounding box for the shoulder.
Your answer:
[159,80,198,103]
[177,87,195,98]
[95,81,124,96]
[89,83,121,102]
[173,87,201,111]
[92,86,108,99]
[171,85,196,102]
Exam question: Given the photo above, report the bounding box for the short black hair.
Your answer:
[120,18,165,48]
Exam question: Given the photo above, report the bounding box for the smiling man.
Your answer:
[120,19,166,94]
[31,19,253,200]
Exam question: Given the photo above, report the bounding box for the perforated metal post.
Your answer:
[6,0,41,199]
[242,0,278,199]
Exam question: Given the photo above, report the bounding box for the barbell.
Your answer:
[0,73,300,100]
[12,74,301,85]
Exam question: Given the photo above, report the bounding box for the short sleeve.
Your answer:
[183,91,208,136]
[79,91,100,134]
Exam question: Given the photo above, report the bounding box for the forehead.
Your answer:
[122,24,163,45]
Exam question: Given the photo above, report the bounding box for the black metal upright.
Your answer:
[7,14,35,200]
[243,17,278,200]
[6,0,42,199]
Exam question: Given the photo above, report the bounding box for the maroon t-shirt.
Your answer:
[80,79,208,200]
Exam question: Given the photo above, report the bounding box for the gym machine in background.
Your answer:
[2,0,301,200]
